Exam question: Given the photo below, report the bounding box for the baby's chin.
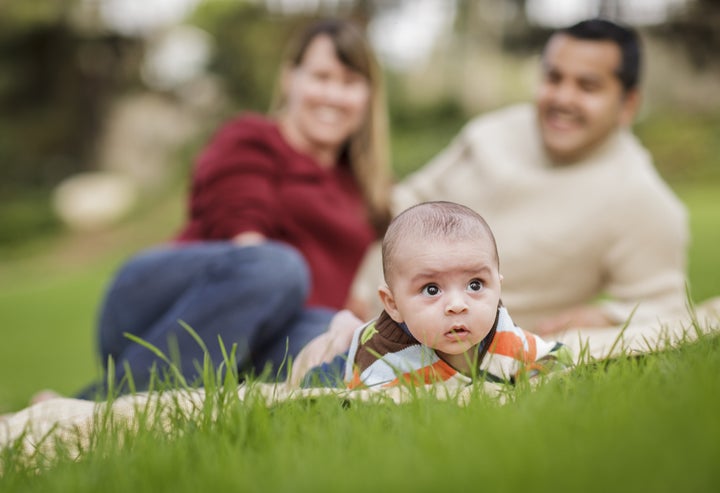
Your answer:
[433,342,481,358]
[434,345,482,375]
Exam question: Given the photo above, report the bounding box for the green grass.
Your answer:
[2,336,719,492]
[0,264,106,408]
[676,183,720,302]
[0,192,185,412]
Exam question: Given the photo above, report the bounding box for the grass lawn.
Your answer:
[677,183,720,301]
[1,335,719,492]
[0,194,185,412]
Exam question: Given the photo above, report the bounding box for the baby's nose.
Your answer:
[445,294,468,314]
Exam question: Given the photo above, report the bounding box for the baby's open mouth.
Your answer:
[445,327,470,340]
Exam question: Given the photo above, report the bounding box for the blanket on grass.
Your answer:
[2,297,719,461]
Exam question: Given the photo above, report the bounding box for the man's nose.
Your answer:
[550,81,577,105]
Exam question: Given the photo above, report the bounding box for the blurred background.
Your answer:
[1,0,719,410]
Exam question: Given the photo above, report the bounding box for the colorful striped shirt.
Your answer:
[344,307,570,389]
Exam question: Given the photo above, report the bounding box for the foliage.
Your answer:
[389,99,466,179]
[0,3,142,195]
[0,0,68,31]
[0,191,61,248]
[189,3,317,116]
[652,0,720,70]
[635,111,720,183]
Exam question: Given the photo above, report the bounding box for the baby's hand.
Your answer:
[287,310,361,386]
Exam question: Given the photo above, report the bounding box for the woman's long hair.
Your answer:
[270,18,393,235]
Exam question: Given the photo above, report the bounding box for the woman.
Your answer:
[79,18,392,398]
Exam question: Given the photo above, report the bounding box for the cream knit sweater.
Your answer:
[352,104,689,329]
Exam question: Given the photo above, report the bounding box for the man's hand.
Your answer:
[533,304,614,336]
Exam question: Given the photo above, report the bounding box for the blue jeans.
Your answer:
[78,241,334,398]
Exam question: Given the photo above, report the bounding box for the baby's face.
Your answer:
[381,236,502,369]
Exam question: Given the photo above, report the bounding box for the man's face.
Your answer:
[536,33,638,163]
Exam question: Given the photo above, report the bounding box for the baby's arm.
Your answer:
[287,310,361,387]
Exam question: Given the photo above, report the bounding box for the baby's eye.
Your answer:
[422,284,440,296]
[468,279,484,292]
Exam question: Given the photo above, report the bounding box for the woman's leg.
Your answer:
[250,307,336,380]
[88,241,311,395]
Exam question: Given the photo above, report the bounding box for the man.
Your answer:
[350,19,689,336]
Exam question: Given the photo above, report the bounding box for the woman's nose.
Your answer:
[321,79,345,103]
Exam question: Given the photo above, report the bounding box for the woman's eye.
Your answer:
[422,285,440,296]
[468,280,483,292]
[344,72,367,86]
[308,69,331,81]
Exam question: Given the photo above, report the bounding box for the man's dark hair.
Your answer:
[559,18,641,92]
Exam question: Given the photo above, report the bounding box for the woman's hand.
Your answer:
[233,231,267,246]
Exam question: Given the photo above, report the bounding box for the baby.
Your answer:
[294,201,569,388]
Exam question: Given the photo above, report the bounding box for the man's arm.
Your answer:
[600,181,689,326]
[536,181,689,335]
[533,305,614,335]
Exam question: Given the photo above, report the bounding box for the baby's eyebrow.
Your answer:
[409,271,439,284]
[458,265,492,277]
[410,265,492,283]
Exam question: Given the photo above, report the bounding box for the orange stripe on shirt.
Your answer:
[489,331,535,363]
[383,359,458,388]
[523,329,538,362]
[347,369,365,389]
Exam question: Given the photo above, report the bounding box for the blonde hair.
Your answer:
[382,201,499,283]
[270,18,392,234]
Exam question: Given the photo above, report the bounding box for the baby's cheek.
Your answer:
[477,311,497,334]
[406,322,433,345]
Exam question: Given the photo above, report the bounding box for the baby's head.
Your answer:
[382,201,499,284]
[379,201,502,373]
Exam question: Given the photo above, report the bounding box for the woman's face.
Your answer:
[281,34,371,164]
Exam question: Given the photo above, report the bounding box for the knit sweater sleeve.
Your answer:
[600,175,689,324]
[178,115,281,241]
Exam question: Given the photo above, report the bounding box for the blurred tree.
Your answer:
[0,0,141,196]
[189,0,386,115]
[655,0,720,70]
[190,3,305,115]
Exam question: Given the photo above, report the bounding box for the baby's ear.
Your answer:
[378,284,403,323]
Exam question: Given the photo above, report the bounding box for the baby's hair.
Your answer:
[382,201,499,284]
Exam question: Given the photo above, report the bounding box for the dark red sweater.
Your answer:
[175,114,377,309]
